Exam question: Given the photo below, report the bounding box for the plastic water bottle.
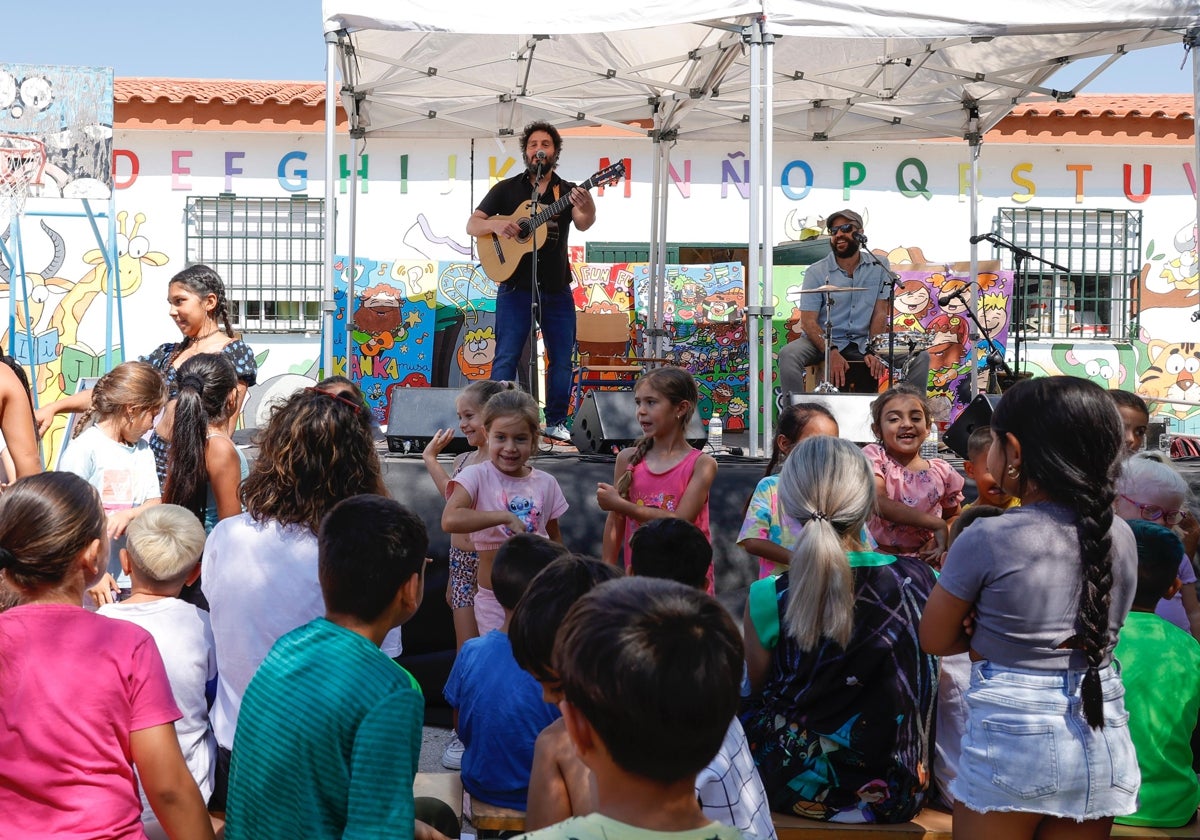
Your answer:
[707,412,724,452]
[920,424,939,459]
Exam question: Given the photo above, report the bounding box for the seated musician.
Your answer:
[778,209,930,395]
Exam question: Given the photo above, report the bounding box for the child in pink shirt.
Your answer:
[863,385,963,566]
[443,389,569,635]
[597,368,718,585]
[0,472,213,840]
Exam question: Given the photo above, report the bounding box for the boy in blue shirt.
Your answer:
[444,534,567,810]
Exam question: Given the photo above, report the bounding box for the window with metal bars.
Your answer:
[992,207,1142,342]
[184,195,325,333]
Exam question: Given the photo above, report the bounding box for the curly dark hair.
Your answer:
[240,386,386,533]
[990,375,1123,728]
[519,120,562,156]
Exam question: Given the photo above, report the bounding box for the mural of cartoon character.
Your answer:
[456,325,496,380]
[36,211,169,466]
[891,280,933,332]
[351,283,421,357]
[725,397,748,432]
[0,220,68,357]
[505,495,539,535]
[1138,340,1200,420]
[973,292,1010,369]
[1051,342,1133,390]
[1159,221,1198,296]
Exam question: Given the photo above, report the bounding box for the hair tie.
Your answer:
[0,546,15,570]
[808,510,829,522]
[180,373,206,394]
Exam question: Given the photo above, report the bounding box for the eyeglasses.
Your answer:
[1119,493,1185,526]
[829,222,859,235]
[307,386,364,415]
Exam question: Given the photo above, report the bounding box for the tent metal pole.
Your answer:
[648,126,662,360]
[747,17,763,457]
[759,21,775,459]
[655,139,671,360]
[322,31,340,379]
[347,133,359,376]
[968,106,982,400]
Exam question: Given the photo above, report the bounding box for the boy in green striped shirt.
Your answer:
[226,495,451,840]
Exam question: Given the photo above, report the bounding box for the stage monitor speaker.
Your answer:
[792,393,877,445]
[571,390,706,455]
[385,387,470,454]
[944,394,1004,460]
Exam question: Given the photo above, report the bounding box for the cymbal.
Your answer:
[795,284,868,294]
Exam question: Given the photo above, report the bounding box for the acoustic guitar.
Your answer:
[476,162,625,283]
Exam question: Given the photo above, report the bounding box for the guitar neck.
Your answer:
[529,176,596,229]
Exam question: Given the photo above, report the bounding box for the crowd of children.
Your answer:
[2,277,1200,840]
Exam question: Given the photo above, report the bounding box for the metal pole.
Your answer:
[747,18,762,456]
[322,31,340,379]
[648,123,662,360]
[759,21,775,458]
[967,106,982,398]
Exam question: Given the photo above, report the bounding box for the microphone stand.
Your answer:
[527,156,545,405]
[975,232,1069,374]
[855,239,902,388]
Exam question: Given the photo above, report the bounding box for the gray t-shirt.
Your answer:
[938,502,1136,670]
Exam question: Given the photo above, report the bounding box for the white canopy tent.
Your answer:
[321,1,1199,453]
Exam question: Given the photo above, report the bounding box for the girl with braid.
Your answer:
[597,368,717,586]
[37,264,257,482]
[921,376,1140,838]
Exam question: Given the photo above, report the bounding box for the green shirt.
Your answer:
[1113,611,1200,827]
[226,618,424,840]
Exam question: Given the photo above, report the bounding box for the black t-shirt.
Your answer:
[476,170,577,293]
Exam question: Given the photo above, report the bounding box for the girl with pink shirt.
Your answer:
[597,368,718,582]
[0,472,213,840]
[442,388,569,635]
[863,384,963,567]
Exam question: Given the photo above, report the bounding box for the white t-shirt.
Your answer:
[97,598,217,822]
[202,513,402,749]
[58,426,161,586]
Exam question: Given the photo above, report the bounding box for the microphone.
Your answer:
[853,232,868,245]
[969,233,991,244]
[938,286,970,307]
[535,151,546,162]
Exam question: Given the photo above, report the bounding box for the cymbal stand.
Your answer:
[814,289,839,394]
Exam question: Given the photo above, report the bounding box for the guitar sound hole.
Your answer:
[517,219,533,240]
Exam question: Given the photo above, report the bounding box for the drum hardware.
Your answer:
[807,286,868,394]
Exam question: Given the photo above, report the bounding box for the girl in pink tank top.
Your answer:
[596,368,718,582]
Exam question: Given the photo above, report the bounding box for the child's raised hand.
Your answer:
[422,428,456,460]
[596,482,621,512]
[87,572,121,607]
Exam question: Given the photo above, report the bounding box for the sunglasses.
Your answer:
[1119,493,1185,527]
[829,222,859,235]
[307,386,364,415]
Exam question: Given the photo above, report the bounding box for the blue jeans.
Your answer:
[493,284,576,425]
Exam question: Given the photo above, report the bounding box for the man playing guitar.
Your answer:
[467,121,595,442]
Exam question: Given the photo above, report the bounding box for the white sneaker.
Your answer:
[441,732,465,770]
[542,423,571,443]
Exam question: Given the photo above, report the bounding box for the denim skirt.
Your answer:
[950,660,1140,819]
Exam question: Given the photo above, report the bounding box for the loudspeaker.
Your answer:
[571,390,706,455]
[793,393,877,445]
[385,387,469,454]
[944,394,1003,460]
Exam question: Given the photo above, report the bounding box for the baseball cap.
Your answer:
[826,209,863,230]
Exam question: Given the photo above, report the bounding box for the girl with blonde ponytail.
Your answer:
[741,435,938,823]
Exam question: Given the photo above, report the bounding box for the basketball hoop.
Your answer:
[0,134,47,237]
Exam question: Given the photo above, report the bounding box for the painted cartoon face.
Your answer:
[981,305,1008,334]
[487,413,533,475]
[727,400,747,416]
[940,284,971,313]
[875,394,929,459]
[456,395,487,448]
[895,283,931,315]
[464,334,495,367]
[353,290,402,336]
[167,281,217,339]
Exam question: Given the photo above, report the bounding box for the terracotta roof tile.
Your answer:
[115,78,327,106]
[1007,94,1193,120]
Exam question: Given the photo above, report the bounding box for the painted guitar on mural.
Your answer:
[477,162,625,282]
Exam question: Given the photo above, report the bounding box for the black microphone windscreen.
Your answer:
[969,233,990,244]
